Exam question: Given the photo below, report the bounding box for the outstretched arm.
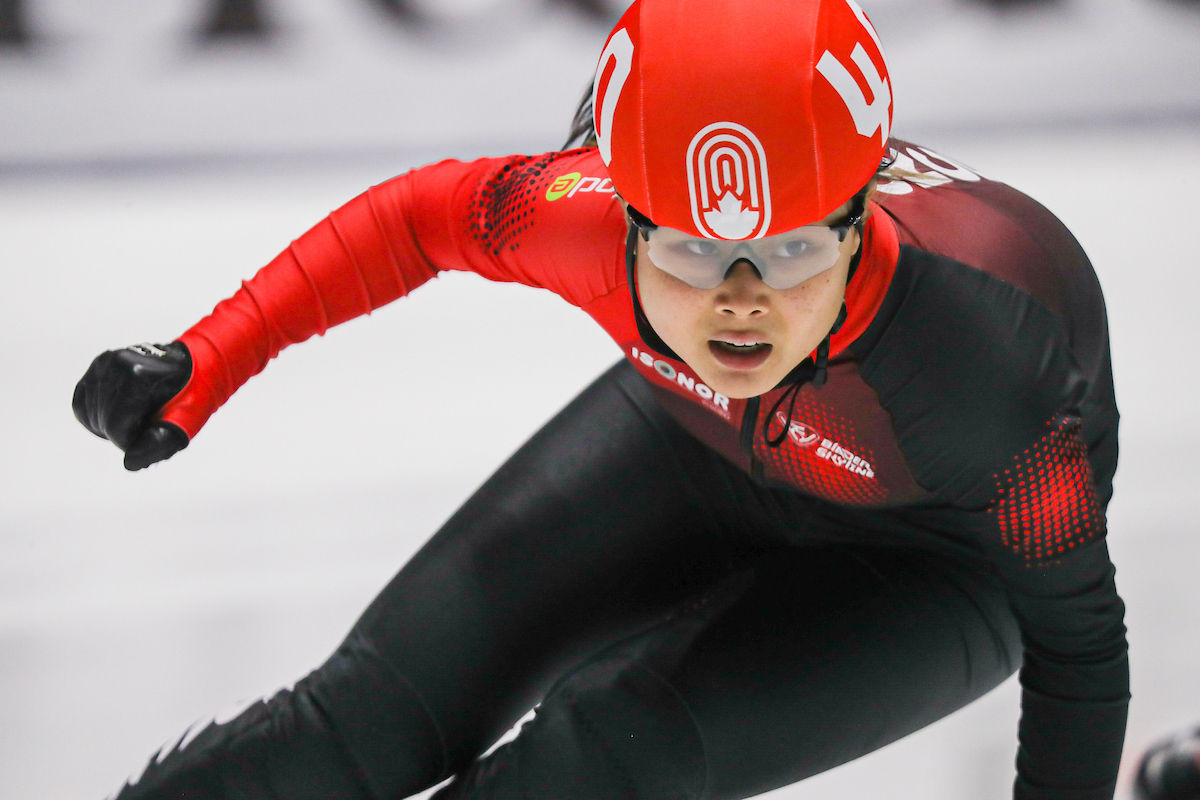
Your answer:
[161,167,445,440]
[73,149,627,468]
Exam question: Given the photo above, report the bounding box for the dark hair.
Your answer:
[563,83,599,150]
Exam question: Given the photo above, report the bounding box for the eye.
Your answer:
[776,239,811,258]
[684,240,719,256]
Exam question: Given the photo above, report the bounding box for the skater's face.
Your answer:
[634,195,866,400]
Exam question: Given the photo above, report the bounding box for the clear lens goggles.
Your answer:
[644,224,855,290]
[629,192,865,291]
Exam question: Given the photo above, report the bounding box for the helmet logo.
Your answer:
[686,122,772,240]
[593,28,634,167]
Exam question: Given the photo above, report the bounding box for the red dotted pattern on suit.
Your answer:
[753,389,890,506]
[991,415,1105,564]
[466,150,585,256]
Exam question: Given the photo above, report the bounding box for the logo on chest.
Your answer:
[775,412,821,448]
[771,411,876,479]
[816,438,875,479]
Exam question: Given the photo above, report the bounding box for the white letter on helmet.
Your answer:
[816,43,891,144]
[594,29,634,167]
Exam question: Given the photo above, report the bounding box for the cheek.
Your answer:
[781,266,847,323]
[637,260,703,343]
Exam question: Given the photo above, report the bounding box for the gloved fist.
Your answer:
[1135,725,1200,800]
[73,341,193,471]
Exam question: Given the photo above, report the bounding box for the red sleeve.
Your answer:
[160,149,628,439]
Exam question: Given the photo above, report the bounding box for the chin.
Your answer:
[692,364,779,400]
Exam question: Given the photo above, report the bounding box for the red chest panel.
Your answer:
[750,359,924,506]
[624,343,927,508]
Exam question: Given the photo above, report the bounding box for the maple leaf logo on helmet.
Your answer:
[687,122,772,240]
[706,194,759,240]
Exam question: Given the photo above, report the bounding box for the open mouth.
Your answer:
[709,340,773,370]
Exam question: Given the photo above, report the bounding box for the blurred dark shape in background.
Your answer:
[198,0,626,37]
[368,0,422,24]
[370,0,625,26]
[978,0,1063,7]
[200,0,274,40]
[0,0,29,46]
[547,0,627,20]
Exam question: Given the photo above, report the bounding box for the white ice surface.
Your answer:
[1,125,1199,800]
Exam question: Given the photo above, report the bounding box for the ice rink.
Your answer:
[2,0,1200,797]
[1,124,1197,800]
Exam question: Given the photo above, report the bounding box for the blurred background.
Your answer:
[0,1,1198,799]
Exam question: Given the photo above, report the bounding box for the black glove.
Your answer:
[73,341,193,471]
[1135,725,1200,800]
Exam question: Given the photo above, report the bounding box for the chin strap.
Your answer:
[625,224,683,361]
[811,304,843,389]
[762,300,847,447]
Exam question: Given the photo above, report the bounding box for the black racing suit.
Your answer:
[106,141,1128,800]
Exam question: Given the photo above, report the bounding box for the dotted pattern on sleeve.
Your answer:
[991,414,1105,564]
[466,151,584,256]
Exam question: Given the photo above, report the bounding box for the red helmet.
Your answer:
[593,0,893,240]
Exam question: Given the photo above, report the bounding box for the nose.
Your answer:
[715,260,769,317]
